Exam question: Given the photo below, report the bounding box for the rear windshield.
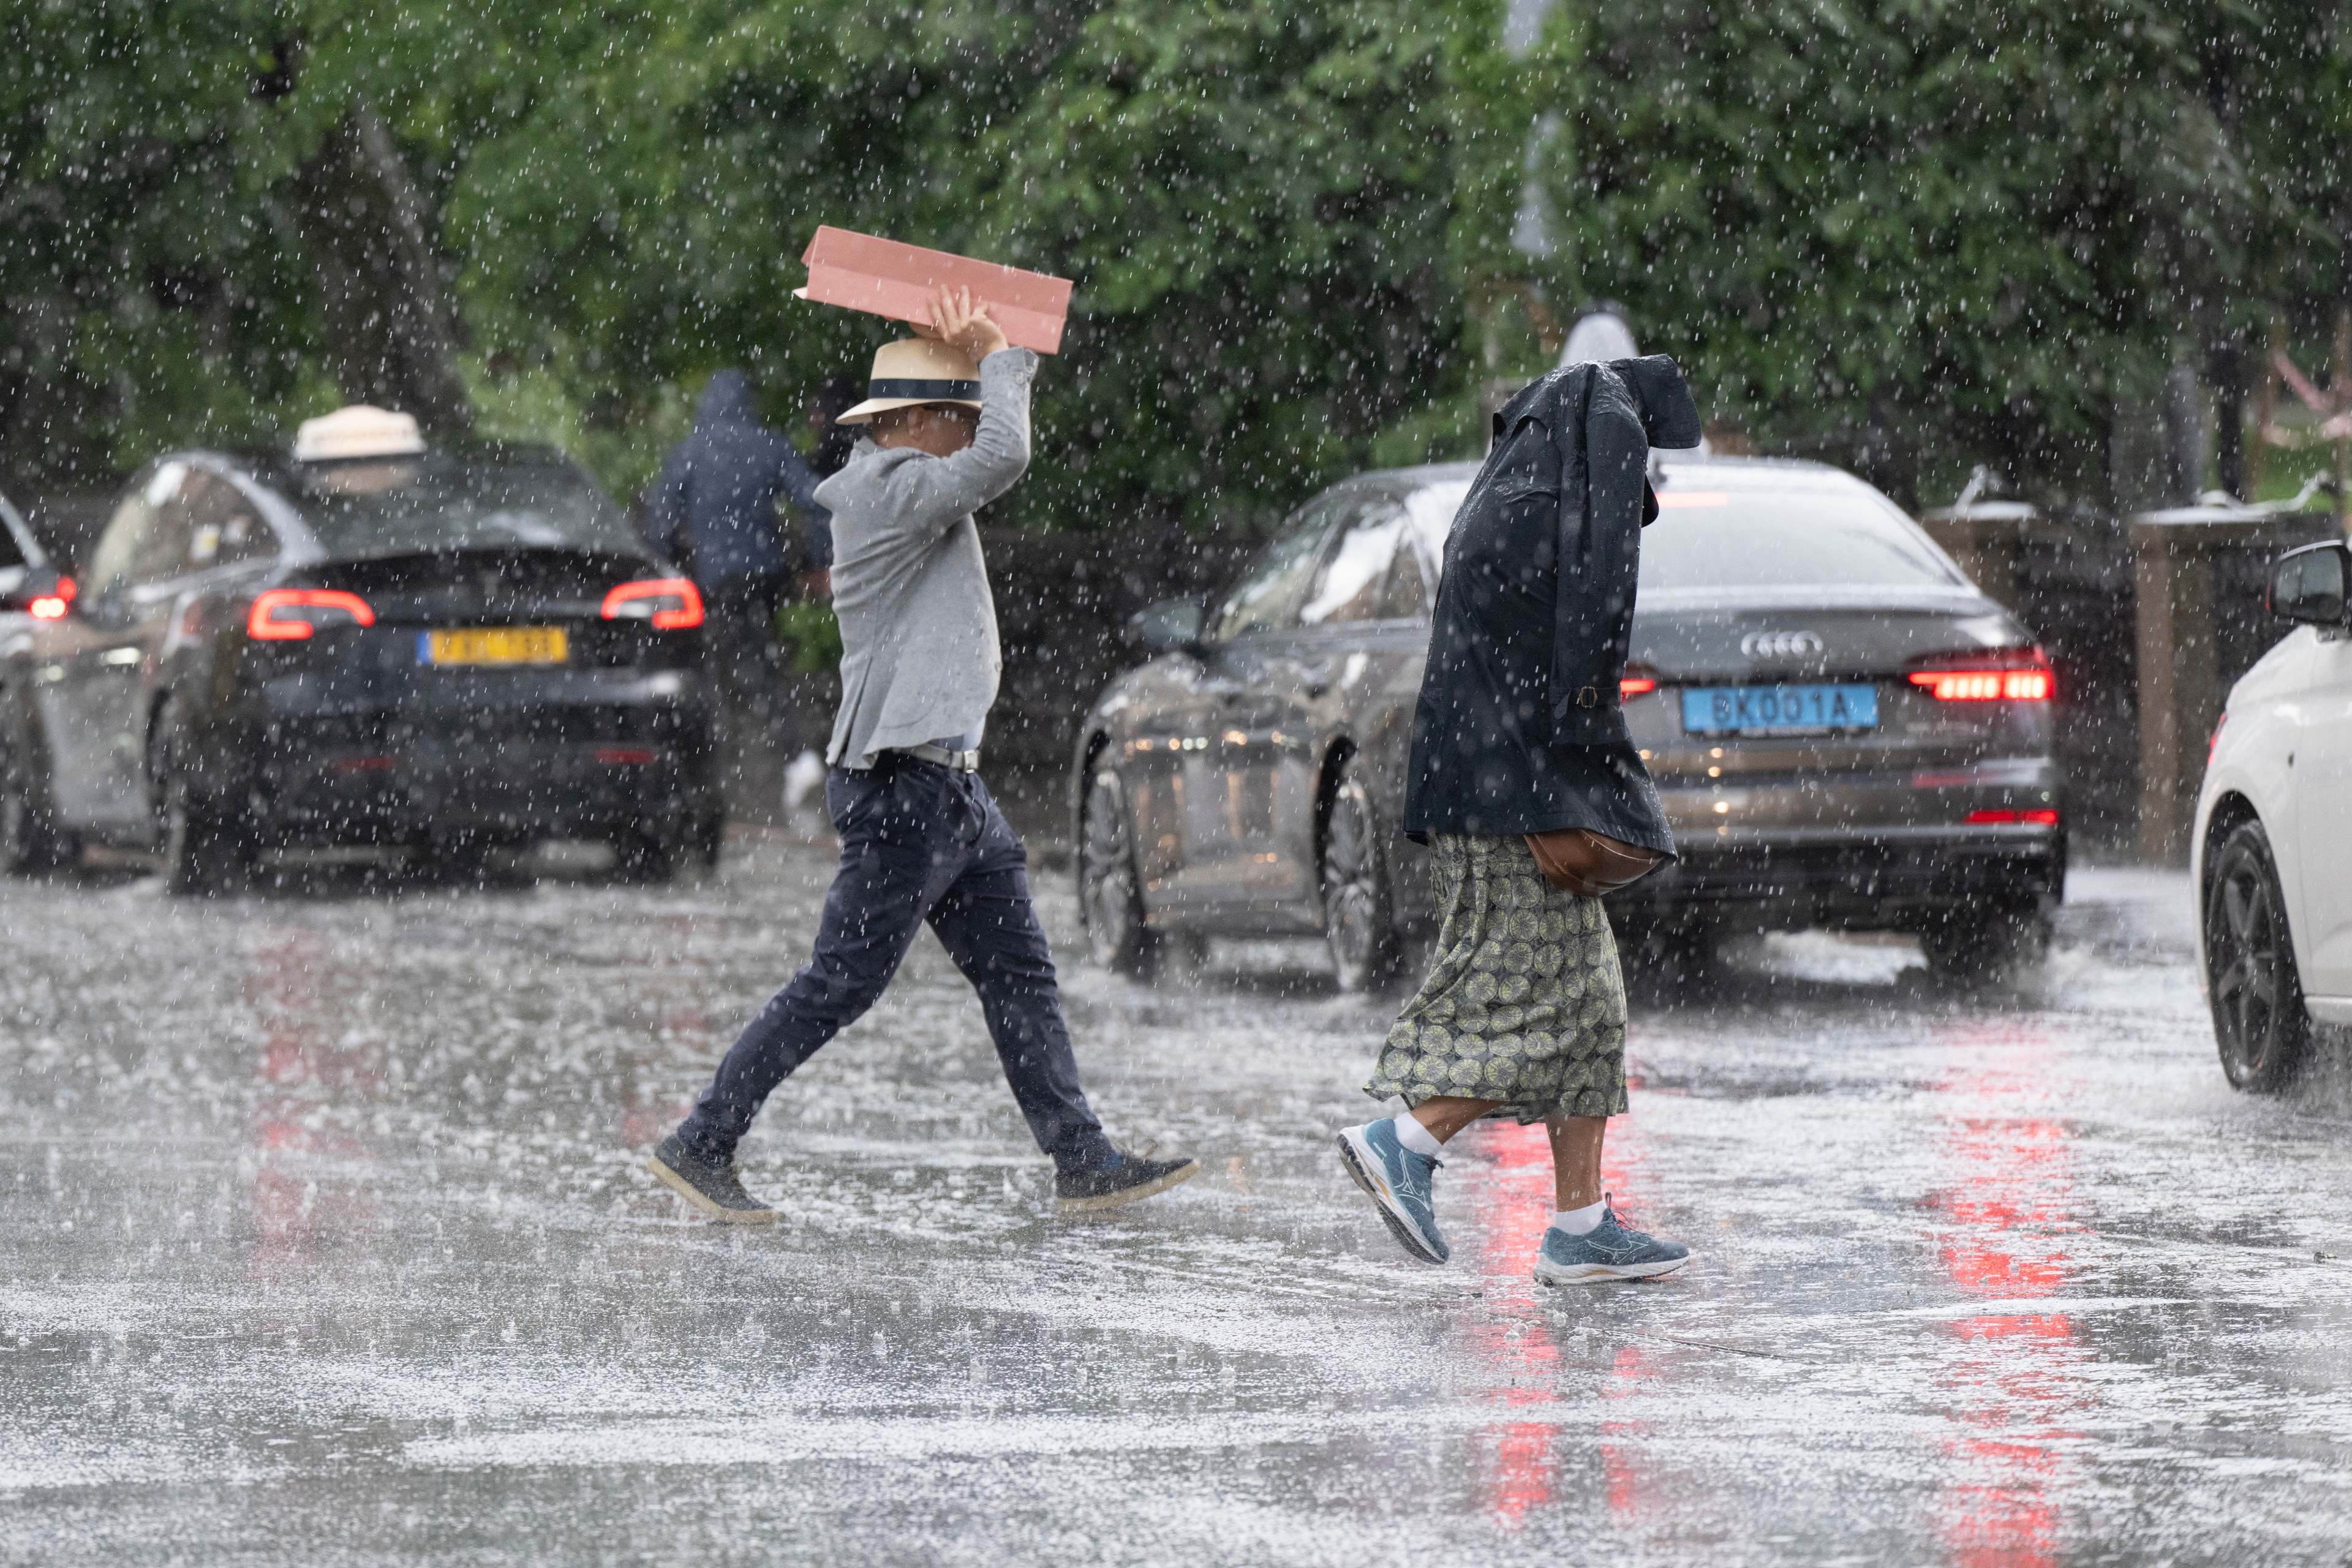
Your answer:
[1401,478,1964,592]
[1640,486,1963,590]
[287,454,641,559]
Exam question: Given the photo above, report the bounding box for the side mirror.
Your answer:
[2271,541,2351,627]
[1,568,75,620]
[1128,596,1207,655]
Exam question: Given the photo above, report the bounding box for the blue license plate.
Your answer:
[1682,684,1879,735]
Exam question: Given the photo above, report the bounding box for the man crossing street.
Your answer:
[649,287,1199,1222]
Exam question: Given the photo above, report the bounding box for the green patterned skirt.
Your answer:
[1363,833,1629,1123]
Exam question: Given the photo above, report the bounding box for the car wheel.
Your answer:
[612,821,679,885]
[1321,753,1401,992]
[151,700,252,897]
[1921,900,2052,989]
[1078,764,1159,978]
[1621,922,1717,1000]
[2204,819,2313,1093]
[688,807,726,872]
[0,722,77,875]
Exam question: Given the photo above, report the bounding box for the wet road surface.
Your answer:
[4,834,2351,1566]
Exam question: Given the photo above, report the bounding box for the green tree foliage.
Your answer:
[2,0,2345,525]
[440,0,1533,529]
[1543,1,2349,507]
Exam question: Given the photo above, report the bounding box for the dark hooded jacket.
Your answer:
[647,370,832,585]
[1401,355,1703,846]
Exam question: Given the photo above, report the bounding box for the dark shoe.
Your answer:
[1055,1151,1199,1215]
[647,1132,779,1225]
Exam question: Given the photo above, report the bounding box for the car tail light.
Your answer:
[29,576,75,620]
[1966,808,2060,826]
[1619,666,1661,698]
[247,588,375,641]
[2209,711,2228,763]
[602,578,704,630]
[595,747,658,766]
[1905,650,2054,703]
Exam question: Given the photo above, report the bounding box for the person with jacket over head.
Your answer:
[647,287,1199,1223]
[1336,353,1704,1286]
[647,369,832,755]
[792,374,865,602]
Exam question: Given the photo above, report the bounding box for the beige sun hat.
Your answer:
[837,339,984,425]
[293,405,425,462]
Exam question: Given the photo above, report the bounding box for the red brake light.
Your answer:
[1619,676,1659,698]
[602,577,704,631]
[248,588,375,641]
[1905,651,2053,703]
[1966,809,2060,826]
[2209,712,2228,763]
[29,576,75,620]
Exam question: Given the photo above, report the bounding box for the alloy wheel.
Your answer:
[1079,767,1156,977]
[1321,761,1398,992]
[2204,821,2310,1093]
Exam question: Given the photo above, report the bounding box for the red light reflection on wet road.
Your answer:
[247,931,378,1285]
[1930,1033,2084,1568]
[1458,1115,1649,1527]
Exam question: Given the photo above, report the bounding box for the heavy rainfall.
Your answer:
[4,3,2352,1566]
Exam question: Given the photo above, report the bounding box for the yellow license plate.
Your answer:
[420,627,569,666]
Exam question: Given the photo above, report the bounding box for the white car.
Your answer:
[2194,538,2352,1090]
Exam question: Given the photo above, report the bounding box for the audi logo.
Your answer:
[1740,630,1825,660]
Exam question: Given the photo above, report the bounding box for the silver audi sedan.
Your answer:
[1069,455,2062,989]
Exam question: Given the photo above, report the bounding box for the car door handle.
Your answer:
[1302,682,1330,699]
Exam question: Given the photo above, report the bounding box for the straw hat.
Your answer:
[837,339,984,425]
[293,405,425,462]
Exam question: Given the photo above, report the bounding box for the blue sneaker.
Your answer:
[1336,1120,1449,1264]
[1533,1196,1691,1284]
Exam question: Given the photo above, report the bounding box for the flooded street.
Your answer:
[5,834,2351,1566]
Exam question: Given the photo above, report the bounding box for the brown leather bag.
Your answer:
[1523,829,1663,897]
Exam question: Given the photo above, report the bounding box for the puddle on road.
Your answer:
[3,846,2350,1566]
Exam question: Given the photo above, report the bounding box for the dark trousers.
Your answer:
[678,756,1115,1174]
[704,573,796,754]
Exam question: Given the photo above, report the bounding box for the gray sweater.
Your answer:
[813,347,1038,770]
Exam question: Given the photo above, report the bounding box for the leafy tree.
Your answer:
[1541,0,2347,510]
[4,0,2347,527]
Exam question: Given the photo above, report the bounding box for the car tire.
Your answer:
[1621,922,1717,1000]
[2204,818,2313,1093]
[1078,763,1161,979]
[151,699,252,897]
[1919,899,2051,989]
[1321,753,1402,993]
[0,720,77,875]
[612,821,679,885]
[687,807,726,873]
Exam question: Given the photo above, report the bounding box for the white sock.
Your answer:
[1390,1115,1444,1159]
[1551,1199,1607,1235]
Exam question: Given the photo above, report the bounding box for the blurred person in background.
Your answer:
[797,374,862,600]
[779,374,867,811]
[647,369,829,767]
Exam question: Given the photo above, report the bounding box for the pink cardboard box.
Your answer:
[794,227,1072,355]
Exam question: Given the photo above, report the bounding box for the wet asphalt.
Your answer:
[4,826,2351,1566]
